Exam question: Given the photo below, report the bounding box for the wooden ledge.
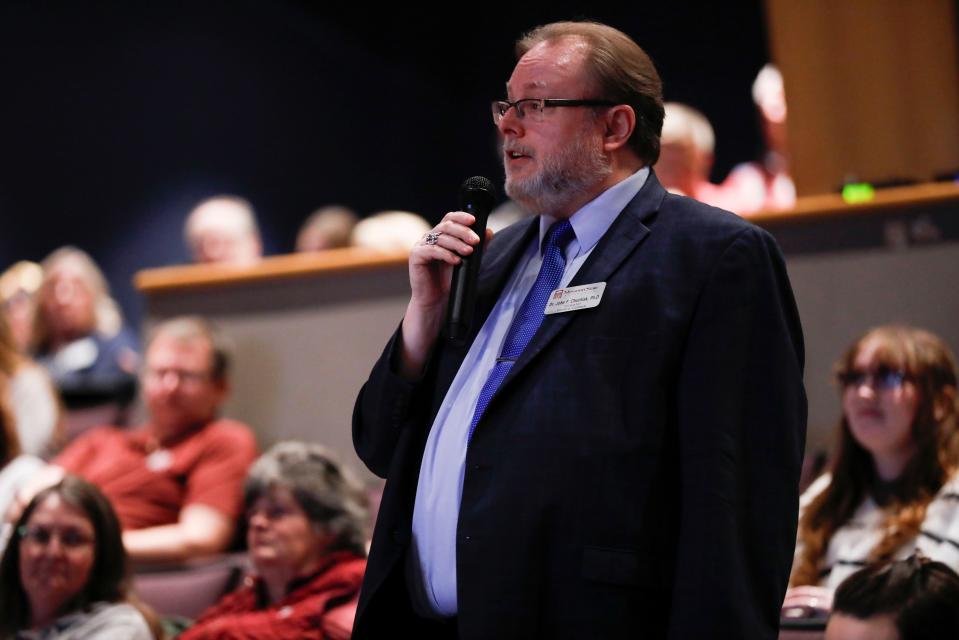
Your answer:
[750,181,959,225]
[136,182,959,294]
[135,248,409,294]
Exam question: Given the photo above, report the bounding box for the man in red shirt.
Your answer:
[48,316,257,563]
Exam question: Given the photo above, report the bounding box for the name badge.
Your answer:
[544,282,606,315]
[146,449,173,472]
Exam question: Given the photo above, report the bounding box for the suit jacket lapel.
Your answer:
[496,174,667,394]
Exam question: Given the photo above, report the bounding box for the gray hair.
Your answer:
[244,441,369,556]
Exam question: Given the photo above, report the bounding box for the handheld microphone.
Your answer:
[446,176,496,344]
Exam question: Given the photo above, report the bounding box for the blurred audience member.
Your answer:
[721,64,796,214]
[0,391,44,554]
[0,476,153,638]
[180,442,368,640]
[33,247,138,425]
[350,211,431,252]
[487,199,527,233]
[786,325,959,610]
[656,102,735,209]
[35,316,257,563]
[185,195,263,266]
[1,311,60,458]
[0,260,43,354]
[296,206,359,253]
[825,553,959,640]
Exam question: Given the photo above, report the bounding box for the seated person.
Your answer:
[655,102,737,210]
[40,316,257,563]
[32,247,139,425]
[0,475,154,638]
[0,394,44,554]
[180,441,368,640]
[719,64,796,214]
[1,312,60,458]
[296,206,359,253]
[0,260,43,354]
[184,195,263,266]
[786,325,959,610]
[486,198,527,233]
[349,210,431,252]
[825,553,959,640]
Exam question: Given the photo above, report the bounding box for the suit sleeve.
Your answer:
[668,226,807,639]
[352,327,427,478]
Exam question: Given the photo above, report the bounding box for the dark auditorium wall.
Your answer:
[0,1,770,329]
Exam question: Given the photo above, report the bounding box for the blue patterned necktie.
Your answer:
[467,219,575,443]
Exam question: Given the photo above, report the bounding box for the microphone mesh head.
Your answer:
[461,176,496,198]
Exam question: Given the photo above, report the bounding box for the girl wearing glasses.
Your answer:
[784,325,959,613]
[0,475,155,639]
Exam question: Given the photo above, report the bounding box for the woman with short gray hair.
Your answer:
[181,442,369,639]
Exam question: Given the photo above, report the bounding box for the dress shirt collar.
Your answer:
[538,165,650,257]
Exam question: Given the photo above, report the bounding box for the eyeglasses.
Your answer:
[246,503,298,522]
[837,366,910,391]
[144,367,211,386]
[491,98,615,124]
[18,525,94,549]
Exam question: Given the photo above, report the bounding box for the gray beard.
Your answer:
[504,132,611,216]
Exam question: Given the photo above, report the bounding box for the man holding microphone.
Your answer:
[353,20,806,639]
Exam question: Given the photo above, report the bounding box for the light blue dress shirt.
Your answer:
[408,167,649,617]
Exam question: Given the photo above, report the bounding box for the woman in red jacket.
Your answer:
[181,442,369,640]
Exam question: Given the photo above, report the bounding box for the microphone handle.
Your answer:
[446,200,489,344]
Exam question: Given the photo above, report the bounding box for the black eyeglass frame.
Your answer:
[17,524,95,548]
[492,98,616,123]
[836,366,912,391]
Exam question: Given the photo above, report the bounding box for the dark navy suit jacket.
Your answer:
[352,172,807,639]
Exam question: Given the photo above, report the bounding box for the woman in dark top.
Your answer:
[32,247,138,424]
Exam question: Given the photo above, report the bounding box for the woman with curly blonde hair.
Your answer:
[786,325,959,611]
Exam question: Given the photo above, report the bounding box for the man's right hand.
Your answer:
[399,211,492,380]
